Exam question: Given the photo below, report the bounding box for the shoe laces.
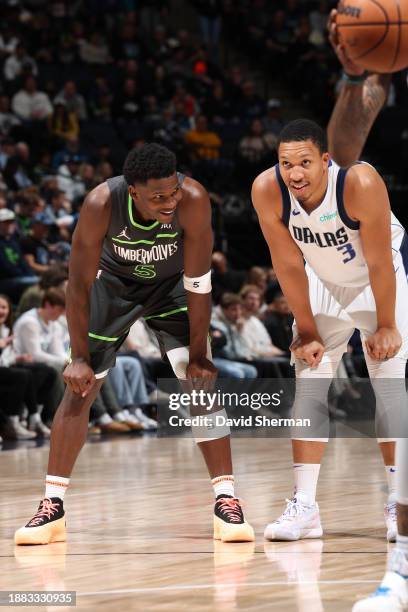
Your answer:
[385,501,397,520]
[217,497,243,523]
[27,498,60,527]
[277,498,310,523]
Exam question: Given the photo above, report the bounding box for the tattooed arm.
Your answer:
[327,8,391,166]
[327,74,391,166]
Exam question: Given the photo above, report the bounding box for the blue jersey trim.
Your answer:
[336,167,360,230]
[400,232,408,278]
[275,164,291,227]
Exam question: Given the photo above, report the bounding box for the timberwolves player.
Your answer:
[15,144,254,545]
[328,10,408,612]
[252,118,408,543]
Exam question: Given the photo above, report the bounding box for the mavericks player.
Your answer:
[15,143,254,545]
[252,119,408,547]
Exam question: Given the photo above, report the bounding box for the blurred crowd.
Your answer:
[0,0,391,443]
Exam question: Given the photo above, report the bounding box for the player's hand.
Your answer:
[328,8,366,76]
[365,327,402,361]
[63,359,96,397]
[290,332,325,368]
[186,357,218,392]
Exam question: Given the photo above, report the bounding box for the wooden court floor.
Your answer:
[0,436,393,611]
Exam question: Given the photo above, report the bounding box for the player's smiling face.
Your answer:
[278,140,329,207]
[129,173,183,222]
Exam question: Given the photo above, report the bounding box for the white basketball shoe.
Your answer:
[264,494,323,541]
[384,501,397,543]
[352,549,408,611]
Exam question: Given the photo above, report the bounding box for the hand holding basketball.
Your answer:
[328,9,367,75]
[336,0,408,73]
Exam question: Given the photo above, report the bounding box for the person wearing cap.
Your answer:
[20,213,55,276]
[0,208,38,302]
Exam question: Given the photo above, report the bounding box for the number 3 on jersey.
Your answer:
[133,264,156,279]
[337,243,356,264]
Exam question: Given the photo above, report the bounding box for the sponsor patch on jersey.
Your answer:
[319,211,338,222]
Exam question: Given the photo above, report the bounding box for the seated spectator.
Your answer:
[78,32,112,65]
[246,266,267,297]
[16,263,68,318]
[0,138,16,171]
[122,319,173,399]
[262,98,284,136]
[4,43,38,82]
[211,293,254,362]
[185,114,222,161]
[54,80,88,121]
[0,293,62,437]
[202,81,233,125]
[48,102,80,143]
[14,191,39,237]
[211,251,246,303]
[210,325,257,378]
[234,80,266,121]
[108,356,157,430]
[0,95,21,138]
[57,154,85,203]
[13,288,67,370]
[238,118,276,185]
[0,208,38,303]
[264,289,293,355]
[113,78,142,125]
[240,284,292,378]
[20,213,55,276]
[11,76,53,122]
[212,292,289,378]
[0,27,19,59]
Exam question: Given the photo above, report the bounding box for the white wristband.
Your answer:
[183,270,212,294]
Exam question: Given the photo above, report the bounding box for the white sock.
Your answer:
[45,475,70,501]
[293,463,321,505]
[212,475,235,498]
[385,465,397,503]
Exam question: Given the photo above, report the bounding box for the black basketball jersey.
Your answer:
[100,174,185,283]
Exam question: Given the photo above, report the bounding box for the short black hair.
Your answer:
[123,143,176,185]
[277,119,328,155]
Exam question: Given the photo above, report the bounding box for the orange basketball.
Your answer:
[336,0,408,73]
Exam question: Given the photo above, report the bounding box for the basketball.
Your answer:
[336,0,408,72]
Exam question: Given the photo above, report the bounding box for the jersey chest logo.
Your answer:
[292,225,349,247]
[117,226,130,240]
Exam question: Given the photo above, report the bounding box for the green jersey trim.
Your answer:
[112,231,178,246]
[89,332,119,342]
[128,195,159,230]
[144,306,188,320]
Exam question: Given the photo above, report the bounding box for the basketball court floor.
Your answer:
[0,436,391,611]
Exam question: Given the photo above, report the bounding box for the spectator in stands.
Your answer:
[0,293,62,438]
[108,356,157,430]
[0,138,16,171]
[14,192,38,236]
[262,98,284,136]
[238,118,276,186]
[113,78,142,125]
[0,95,21,138]
[185,114,222,161]
[240,284,292,376]
[20,213,55,276]
[0,208,38,303]
[235,80,266,121]
[4,43,38,82]
[246,266,267,297]
[264,289,293,355]
[48,102,80,144]
[195,0,222,57]
[16,264,68,319]
[212,293,254,362]
[0,27,19,58]
[203,81,233,125]
[11,76,53,122]
[211,251,246,303]
[54,80,87,121]
[57,154,85,203]
[13,288,67,371]
[210,325,257,378]
[78,32,112,65]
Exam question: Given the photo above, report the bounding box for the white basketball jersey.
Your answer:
[275,160,407,288]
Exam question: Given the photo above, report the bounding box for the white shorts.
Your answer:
[292,265,408,364]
